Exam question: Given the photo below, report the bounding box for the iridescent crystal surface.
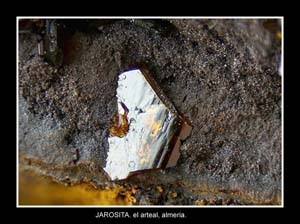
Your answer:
[104,68,191,181]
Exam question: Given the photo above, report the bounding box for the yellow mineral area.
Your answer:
[18,169,133,205]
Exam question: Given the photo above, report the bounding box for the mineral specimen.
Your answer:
[104,68,192,181]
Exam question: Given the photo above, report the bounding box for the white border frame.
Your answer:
[16,16,284,208]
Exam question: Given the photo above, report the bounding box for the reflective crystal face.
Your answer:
[104,68,192,181]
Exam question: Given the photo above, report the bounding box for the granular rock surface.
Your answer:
[18,19,282,205]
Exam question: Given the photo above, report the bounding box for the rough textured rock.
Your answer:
[18,19,282,205]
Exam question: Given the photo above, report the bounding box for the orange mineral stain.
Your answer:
[109,104,129,138]
[18,169,132,205]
